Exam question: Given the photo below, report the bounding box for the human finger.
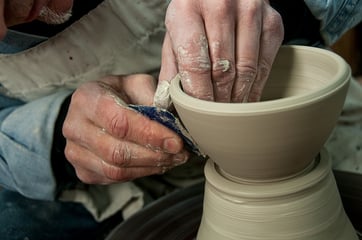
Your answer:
[156,33,178,109]
[164,0,214,101]
[159,33,178,85]
[65,139,111,184]
[232,0,263,102]
[202,0,236,102]
[65,140,170,184]
[93,89,184,154]
[121,74,157,106]
[65,119,188,168]
[247,5,284,102]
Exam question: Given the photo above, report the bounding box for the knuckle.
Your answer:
[264,10,284,38]
[235,61,258,82]
[64,144,76,163]
[62,105,79,139]
[212,0,234,17]
[243,0,263,18]
[109,142,132,167]
[177,36,211,74]
[62,119,83,143]
[70,87,87,106]
[62,120,72,138]
[76,170,96,184]
[178,56,211,75]
[108,112,129,139]
[139,120,158,145]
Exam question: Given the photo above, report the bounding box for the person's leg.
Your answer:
[0,189,101,240]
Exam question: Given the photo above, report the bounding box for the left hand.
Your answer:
[63,74,189,184]
[157,0,284,103]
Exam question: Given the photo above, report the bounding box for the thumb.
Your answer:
[122,74,157,106]
[156,32,178,109]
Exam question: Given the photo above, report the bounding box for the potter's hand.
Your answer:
[63,74,189,184]
[158,0,284,103]
[0,0,73,39]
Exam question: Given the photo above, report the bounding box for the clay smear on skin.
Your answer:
[38,6,73,24]
[214,59,231,72]
[177,35,213,100]
[210,41,233,101]
[210,41,231,73]
[154,80,171,109]
[177,36,233,101]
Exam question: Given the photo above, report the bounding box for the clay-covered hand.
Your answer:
[63,74,189,184]
[158,0,284,102]
[0,0,73,39]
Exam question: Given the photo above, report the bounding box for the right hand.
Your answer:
[158,0,284,103]
[63,74,189,184]
[0,0,73,39]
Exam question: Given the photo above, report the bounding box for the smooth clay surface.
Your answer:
[170,45,351,180]
[196,150,358,240]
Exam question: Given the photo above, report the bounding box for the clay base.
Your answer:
[197,149,358,240]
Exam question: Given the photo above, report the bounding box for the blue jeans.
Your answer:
[0,190,122,240]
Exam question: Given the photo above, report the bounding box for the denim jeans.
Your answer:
[0,190,122,240]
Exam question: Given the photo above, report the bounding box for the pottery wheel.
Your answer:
[106,174,362,240]
[106,183,204,240]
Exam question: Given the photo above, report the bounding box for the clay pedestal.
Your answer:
[197,150,357,240]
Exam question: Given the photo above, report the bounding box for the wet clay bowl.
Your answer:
[169,45,351,180]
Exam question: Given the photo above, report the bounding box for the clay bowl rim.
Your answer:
[169,45,350,116]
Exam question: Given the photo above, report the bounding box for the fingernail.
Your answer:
[163,138,181,153]
[171,152,188,166]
